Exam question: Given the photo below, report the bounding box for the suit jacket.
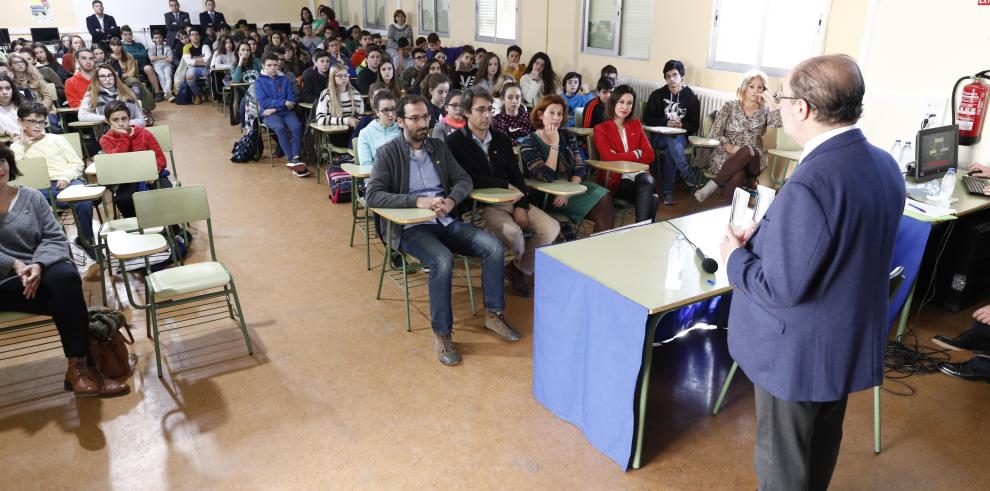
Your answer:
[86,14,119,46]
[199,10,227,30]
[164,11,192,44]
[592,118,655,192]
[726,128,905,402]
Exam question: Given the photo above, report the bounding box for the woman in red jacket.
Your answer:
[592,85,659,223]
[99,100,172,217]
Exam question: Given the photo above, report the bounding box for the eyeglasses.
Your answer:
[378,107,396,114]
[772,93,817,109]
[98,73,116,79]
[471,106,495,115]
[20,119,46,127]
[414,55,426,60]
[10,60,26,66]
[402,115,432,124]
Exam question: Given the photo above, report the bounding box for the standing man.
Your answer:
[164,0,192,48]
[86,1,120,49]
[720,54,904,490]
[365,94,520,366]
[198,0,226,31]
[446,87,559,297]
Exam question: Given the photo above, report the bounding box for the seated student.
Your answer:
[148,30,175,102]
[350,30,373,68]
[79,65,145,127]
[423,73,449,128]
[261,31,286,58]
[107,38,156,111]
[22,50,67,104]
[933,300,990,382]
[0,145,129,397]
[449,45,476,90]
[344,25,362,55]
[431,89,465,139]
[491,73,517,114]
[64,49,98,108]
[643,60,701,206]
[209,35,236,97]
[299,23,322,54]
[278,45,306,83]
[446,87,559,296]
[351,82,389,140]
[365,94,519,366]
[98,100,172,218]
[560,72,596,127]
[11,101,97,255]
[391,38,414,75]
[92,46,109,65]
[323,36,354,77]
[231,42,262,82]
[601,64,618,86]
[7,53,54,113]
[491,82,533,143]
[695,69,781,203]
[398,47,427,94]
[519,52,559,107]
[413,57,446,96]
[473,48,487,70]
[170,30,190,70]
[315,63,364,148]
[300,49,330,104]
[425,33,462,66]
[357,89,401,166]
[474,52,502,93]
[355,45,383,95]
[256,53,307,177]
[504,45,526,81]
[376,59,401,97]
[60,36,87,73]
[582,76,613,129]
[521,95,614,233]
[120,25,164,101]
[181,28,213,105]
[0,76,23,139]
[31,43,71,83]
[593,85,659,224]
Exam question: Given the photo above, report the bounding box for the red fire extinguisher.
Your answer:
[953,70,990,146]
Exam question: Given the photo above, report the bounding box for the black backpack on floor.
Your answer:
[230,122,263,163]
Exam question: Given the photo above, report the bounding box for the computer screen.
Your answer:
[914,124,959,182]
[269,23,291,35]
[0,28,10,49]
[30,27,60,43]
[149,25,167,37]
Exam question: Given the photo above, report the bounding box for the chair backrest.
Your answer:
[14,157,52,190]
[701,110,716,137]
[775,128,801,152]
[95,150,159,186]
[134,184,210,229]
[352,137,361,165]
[574,107,585,128]
[146,125,173,152]
[60,132,83,160]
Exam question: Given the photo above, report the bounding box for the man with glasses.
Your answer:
[446,87,559,297]
[64,48,97,108]
[719,55,904,490]
[398,47,428,94]
[365,94,520,366]
[11,101,97,258]
[643,60,701,206]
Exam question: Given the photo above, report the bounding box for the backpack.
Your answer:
[326,164,351,203]
[230,122,263,163]
[174,84,193,105]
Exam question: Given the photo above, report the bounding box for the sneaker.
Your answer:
[154,93,164,102]
[167,95,176,103]
[285,160,299,168]
[433,333,462,366]
[484,310,521,342]
[663,193,677,206]
[290,163,310,177]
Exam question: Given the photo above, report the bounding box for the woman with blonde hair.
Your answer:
[78,64,145,127]
[8,53,54,112]
[314,63,364,147]
[694,69,782,202]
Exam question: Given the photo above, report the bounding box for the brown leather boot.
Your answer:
[64,357,99,397]
[95,372,131,397]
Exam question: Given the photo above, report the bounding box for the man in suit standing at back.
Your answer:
[164,0,192,47]
[720,54,904,490]
[86,0,119,49]
[198,0,226,31]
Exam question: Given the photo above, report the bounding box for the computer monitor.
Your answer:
[30,27,60,44]
[0,28,10,51]
[269,23,291,35]
[914,124,959,182]
[247,23,258,32]
[149,24,167,37]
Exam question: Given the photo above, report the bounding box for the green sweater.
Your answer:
[0,186,69,278]
[232,58,263,83]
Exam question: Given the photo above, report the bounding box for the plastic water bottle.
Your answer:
[889,140,904,173]
[938,168,957,206]
[665,235,689,290]
[900,141,913,171]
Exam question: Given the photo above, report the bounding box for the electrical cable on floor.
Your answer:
[882,323,951,396]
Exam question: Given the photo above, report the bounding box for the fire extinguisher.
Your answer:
[953,70,990,146]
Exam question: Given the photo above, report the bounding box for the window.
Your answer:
[364,0,388,30]
[476,0,518,44]
[707,0,830,76]
[419,0,450,37]
[582,0,653,59]
[329,0,348,25]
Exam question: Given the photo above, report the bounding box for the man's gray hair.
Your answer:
[789,54,865,125]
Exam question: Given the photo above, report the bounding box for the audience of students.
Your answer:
[356,90,401,166]
[519,52,558,106]
[431,89,465,139]
[643,60,700,206]
[98,100,171,217]
[256,53,306,177]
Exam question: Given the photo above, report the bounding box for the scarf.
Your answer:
[443,114,466,129]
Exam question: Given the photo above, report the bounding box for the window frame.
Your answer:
[329,0,349,26]
[418,0,451,38]
[580,0,651,61]
[706,0,831,77]
[475,0,519,45]
[363,0,388,31]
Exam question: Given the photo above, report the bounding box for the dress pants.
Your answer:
[480,186,560,276]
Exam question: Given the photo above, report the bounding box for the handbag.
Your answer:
[87,307,134,379]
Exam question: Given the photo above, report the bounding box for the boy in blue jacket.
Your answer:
[255,53,308,177]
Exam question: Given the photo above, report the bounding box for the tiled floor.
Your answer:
[1,103,988,489]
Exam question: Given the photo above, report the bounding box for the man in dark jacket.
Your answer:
[86,1,120,49]
[446,87,559,297]
[299,50,330,104]
[198,0,227,31]
[164,0,192,47]
[643,60,700,206]
[365,94,520,366]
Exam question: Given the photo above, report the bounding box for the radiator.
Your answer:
[618,76,734,135]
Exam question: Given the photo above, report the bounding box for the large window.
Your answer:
[364,0,388,30]
[707,0,830,76]
[329,0,349,25]
[476,0,518,44]
[419,0,451,37]
[582,0,652,59]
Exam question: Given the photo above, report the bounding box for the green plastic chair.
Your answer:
[110,185,254,378]
[15,157,57,209]
[60,133,84,161]
[348,137,377,270]
[0,311,59,360]
[145,125,181,186]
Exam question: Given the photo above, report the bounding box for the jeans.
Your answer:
[40,179,95,244]
[398,220,505,335]
[652,134,691,196]
[113,175,174,218]
[263,111,303,159]
[183,66,208,95]
[0,261,89,358]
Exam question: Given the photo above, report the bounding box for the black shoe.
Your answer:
[505,263,532,297]
[932,326,990,351]
[73,237,96,260]
[938,354,990,382]
[663,193,677,206]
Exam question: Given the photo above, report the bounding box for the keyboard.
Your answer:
[962,175,990,195]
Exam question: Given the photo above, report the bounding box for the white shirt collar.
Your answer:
[799,125,857,163]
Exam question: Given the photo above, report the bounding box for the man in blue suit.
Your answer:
[720,54,905,490]
[198,0,227,31]
[85,0,119,49]
[164,0,192,47]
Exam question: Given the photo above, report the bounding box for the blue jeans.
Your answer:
[40,179,95,244]
[652,134,691,196]
[263,111,303,159]
[398,220,505,335]
[183,66,209,95]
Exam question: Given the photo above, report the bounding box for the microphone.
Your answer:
[695,246,719,274]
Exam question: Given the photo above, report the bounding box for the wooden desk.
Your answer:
[642,125,687,136]
[468,187,524,226]
[525,178,587,209]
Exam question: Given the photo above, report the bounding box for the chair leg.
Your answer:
[713,361,739,415]
[874,385,881,454]
[402,255,411,332]
[229,279,254,355]
[349,177,358,247]
[364,211,372,271]
[267,132,275,167]
[376,222,390,300]
[462,256,476,316]
[150,302,163,378]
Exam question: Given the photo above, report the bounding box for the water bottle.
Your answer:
[900,141,913,171]
[889,140,904,173]
[938,168,956,205]
[665,234,688,290]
